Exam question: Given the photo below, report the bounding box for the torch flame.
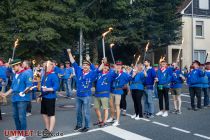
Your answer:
[14,38,19,48]
[145,41,150,52]
[102,27,113,37]
[110,43,115,48]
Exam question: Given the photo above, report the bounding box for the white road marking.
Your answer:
[152,122,169,127]
[194,133,210,140]
[171,127,191,133]
[102,126,152,140]
[44,128,102,140]
[1,113,6,115]
[140,118,151,122]
[44,126,152,140]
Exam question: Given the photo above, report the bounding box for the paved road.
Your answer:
[0,91,210,140]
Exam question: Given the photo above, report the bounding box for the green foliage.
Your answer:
[0,0,182,63]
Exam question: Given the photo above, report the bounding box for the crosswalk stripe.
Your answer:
[102,126,152,140]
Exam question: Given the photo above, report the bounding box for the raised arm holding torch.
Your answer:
[102,27,113,58]
[176,38,184,64]
[110,43,115,64]
[205,52,209,63]
[143,41,150,62]
[135,55,141,66]
[12,38,19,61]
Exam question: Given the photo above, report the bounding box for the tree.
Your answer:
[0,0,183,64]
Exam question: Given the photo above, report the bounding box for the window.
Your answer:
[199,0,209,10]
[194,50,206,63]
[196,21,204,37]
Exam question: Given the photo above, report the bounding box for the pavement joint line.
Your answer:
[194,133,210,140]
[171,127,191,133]
[152,121,170,127]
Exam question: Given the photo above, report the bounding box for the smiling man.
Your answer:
[67,50,98,132]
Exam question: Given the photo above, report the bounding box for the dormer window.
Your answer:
[199,0,209,10]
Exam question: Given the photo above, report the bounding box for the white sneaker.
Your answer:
[16,136,26,140]
[112,121,120,126]
[156,111,164,116]
[106,117,114,123]
[131,114,136,119]
[26,113,32,117]
[162,111,168,117]
[135,115,141,120]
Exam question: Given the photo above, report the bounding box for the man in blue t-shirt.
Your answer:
[67,49,98,132]
[187,60,205,110]
[143,60,156,118]
[63,61,73,98]
[94,61,116,127]
[170,62,185,114]
[0,59,33,140]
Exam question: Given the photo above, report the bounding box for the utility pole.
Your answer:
[191,0,194,62]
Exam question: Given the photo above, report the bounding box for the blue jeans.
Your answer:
[76,96,91,128]
[32,91,36,100]
[59,78,65,91]
[203,88,209,106]
[12,101,28,130]
[144,89,155,114]
[64,79,72,97]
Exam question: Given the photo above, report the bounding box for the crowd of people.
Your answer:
[0,51,210,140]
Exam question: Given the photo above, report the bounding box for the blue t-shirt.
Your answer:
[170,69,184,89]
[130,71,145,90]
[188,68,205,87]
[11,70,33,102]
[144,67,156,89]
[73,62,97,97]
[157,68,171,88]
[0,65,7,81]
[63,67,73,79]
[112,72,131,95]
[95,70,116,98]
[41,72,59,99]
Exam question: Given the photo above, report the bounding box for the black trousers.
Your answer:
[189,87,202,109]
[26,101,32,113]
[131,89,144,117]
[120,89,128,110]
[157,88,169,111]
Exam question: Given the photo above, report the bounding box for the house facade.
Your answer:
[167,0,210,67]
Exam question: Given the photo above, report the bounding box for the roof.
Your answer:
[178,0,210,16]
[177,0,191,13]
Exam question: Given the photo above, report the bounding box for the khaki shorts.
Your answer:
[171,88,182,95]
[110,94,121,105]
[94,97,109,109]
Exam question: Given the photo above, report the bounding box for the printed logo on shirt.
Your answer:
[29,78,33,82]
